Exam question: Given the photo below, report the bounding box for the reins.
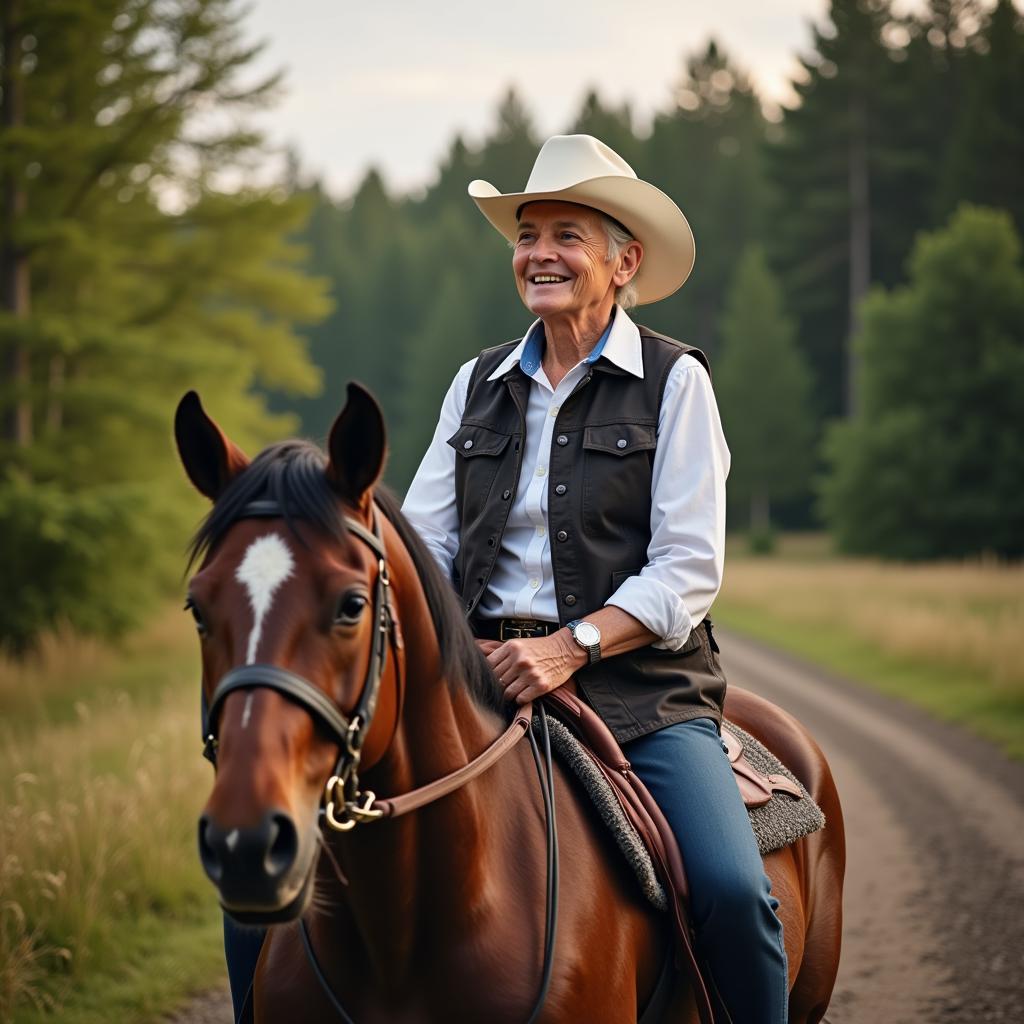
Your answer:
[201,499,560,1022]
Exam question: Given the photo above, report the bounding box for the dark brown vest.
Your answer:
[448,325,727,743]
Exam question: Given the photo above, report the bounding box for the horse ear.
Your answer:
[174,391,250,501]
[325,382,387,507]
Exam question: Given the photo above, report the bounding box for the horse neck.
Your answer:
[323,517,508,978]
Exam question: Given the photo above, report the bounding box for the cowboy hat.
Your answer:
[468,134,695,305]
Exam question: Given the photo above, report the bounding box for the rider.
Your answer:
[401,134,788,1023]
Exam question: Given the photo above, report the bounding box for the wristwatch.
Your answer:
[567,619,602,665]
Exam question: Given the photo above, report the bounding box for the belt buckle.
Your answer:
[501,619,544,641]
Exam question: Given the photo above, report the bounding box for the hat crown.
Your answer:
[524,134,638,194]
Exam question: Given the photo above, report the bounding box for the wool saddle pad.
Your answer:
[534,716,827,912]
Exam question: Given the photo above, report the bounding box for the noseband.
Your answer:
[201,499,400,831]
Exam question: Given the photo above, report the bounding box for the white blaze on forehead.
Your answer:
[235,533,295,664]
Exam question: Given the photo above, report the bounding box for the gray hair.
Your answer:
[602,215,640,310]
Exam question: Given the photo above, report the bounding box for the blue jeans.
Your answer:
[625,717,789,1024]
[224,915,264,1024]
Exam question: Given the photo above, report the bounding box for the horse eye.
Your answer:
[334,592,368,626]
[184,598,207,635]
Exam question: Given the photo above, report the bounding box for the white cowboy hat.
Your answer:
[468,134,695,305]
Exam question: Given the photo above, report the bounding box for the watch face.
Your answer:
[574,622,600,647]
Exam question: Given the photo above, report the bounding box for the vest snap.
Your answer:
[564,594,577,606]
[556,434,568,446]
[554,484,567,495]
[616,438,627,449]
[556,530,568,542]
[464,439,473,450]
[502,489,511,500]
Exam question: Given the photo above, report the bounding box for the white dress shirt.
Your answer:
[401,306,731,650]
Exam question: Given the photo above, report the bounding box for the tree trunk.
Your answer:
[847,93,871,419]
[1,0,33,446]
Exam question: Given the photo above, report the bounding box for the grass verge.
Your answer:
[13,914,223,1024]
[717,535,1024,759]
[0,608,226,1022]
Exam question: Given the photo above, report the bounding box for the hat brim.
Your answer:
[468,175,695,305]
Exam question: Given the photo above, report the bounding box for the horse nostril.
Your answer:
[265,811,298,879]
[198,814,223,883]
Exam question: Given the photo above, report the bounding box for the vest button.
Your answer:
[564,594,577,606]
[464,439,473,450]
[616,438,627,449]
[554,484,567,495]
[556,434,568,446]
[556,530,568,542]
[502,489,512,500]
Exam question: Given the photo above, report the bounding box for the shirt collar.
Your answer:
[486,305,644,381]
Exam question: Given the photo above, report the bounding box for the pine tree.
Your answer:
[569,90,641,169]
[821,206,1024,558]
[937,0,1024,233]
[766,0,916,418]
[642,41,769,358]
[715,247,815,537]
[0,0,330,650]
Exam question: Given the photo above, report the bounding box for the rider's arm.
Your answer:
[401,358,477,581]
[603,354,730,651]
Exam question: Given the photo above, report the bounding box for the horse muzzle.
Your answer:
[198,807,316,923]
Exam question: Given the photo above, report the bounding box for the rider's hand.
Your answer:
[486,631,586,705]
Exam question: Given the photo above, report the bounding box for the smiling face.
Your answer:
[512,200,641,325]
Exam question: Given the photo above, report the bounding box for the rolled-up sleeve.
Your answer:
[604,355,730,649]
[400,359,476,580]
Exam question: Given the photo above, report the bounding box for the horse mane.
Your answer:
[372,488,504,715]
[187,439,504,715]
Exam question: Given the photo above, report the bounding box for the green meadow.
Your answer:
[0,610,225,1023]
[716,535,1024,759]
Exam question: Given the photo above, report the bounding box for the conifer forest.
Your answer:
[2,0,1023,651]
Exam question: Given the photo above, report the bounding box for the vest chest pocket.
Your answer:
[448,423,513,527]
[582,423,657,538]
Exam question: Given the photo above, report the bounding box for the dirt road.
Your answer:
[169,630,1024,1023]
[719,628,1024,1024]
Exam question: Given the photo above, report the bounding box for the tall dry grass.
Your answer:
[0,611,194,724]
[721,538,1024,698]
[0,613,214,1020]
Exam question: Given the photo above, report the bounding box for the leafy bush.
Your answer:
[821,206,1024,559]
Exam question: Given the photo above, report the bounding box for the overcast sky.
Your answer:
[240,0,841,198]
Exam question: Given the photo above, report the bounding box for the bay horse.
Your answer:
[175,383,844,1023]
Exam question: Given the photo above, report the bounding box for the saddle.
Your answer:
[542,685,801,1024]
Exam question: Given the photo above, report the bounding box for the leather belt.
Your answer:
[472,617,559,641]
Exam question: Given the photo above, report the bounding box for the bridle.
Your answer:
[202,499,399,831]
[199,498,559,1024]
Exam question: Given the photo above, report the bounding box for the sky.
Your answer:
[239,0,837,199]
